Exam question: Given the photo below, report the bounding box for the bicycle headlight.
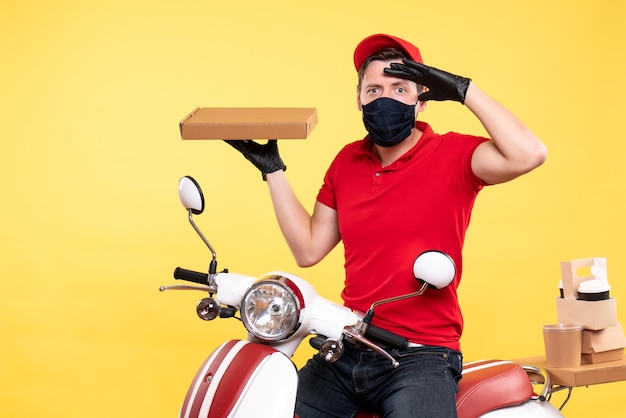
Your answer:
[241,275,303,342]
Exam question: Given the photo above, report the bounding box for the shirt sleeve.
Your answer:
[446,132,490,191]
[316,159,337,209]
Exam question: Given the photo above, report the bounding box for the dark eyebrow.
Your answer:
[390,79,412,87]
[363,82,382,87]
[363,82,382,90]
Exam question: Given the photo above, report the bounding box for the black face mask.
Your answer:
[362,97,416,147]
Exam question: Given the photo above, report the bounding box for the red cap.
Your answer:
[353,34,423,71]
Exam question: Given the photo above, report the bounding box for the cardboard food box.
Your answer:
[516,355,626,387]
[582,323,626,364]
[556,258,618,330]
[180,107,318,140]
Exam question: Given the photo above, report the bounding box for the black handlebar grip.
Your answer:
[364,325,408,349]
[173,267,209,285]
[309,335,327,350]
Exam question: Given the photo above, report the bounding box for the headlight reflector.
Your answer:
[241,277,301,341]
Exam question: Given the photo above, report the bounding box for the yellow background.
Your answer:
[2,0,625,416]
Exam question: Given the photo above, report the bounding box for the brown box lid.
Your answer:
[582,324,626,354]
[180,107,318,140]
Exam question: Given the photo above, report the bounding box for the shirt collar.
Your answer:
[356,121,434,169]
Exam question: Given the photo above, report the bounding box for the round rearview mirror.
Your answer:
[412,251,456,289]
[178,176,205,214]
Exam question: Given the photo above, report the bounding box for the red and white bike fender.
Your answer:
[180,340,298,418]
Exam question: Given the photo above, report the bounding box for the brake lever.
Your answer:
[342,328,400,368]
[159,284,212,292]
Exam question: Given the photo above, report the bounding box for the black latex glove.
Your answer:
[384,59,471,104]
[224,139,286,181]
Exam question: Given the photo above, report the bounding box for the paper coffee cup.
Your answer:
[542,323,583,368]
[578,280,610,301]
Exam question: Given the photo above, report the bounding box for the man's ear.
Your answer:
[416,86,428,112]
[356,85,363,111]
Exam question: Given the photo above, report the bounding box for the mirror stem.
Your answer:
[363,282,429,325]
[188,209,217,258]
[187,209,218,288]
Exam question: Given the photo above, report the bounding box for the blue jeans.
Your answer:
[296,342,462,418]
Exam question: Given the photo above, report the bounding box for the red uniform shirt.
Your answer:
[317,121,488,351]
